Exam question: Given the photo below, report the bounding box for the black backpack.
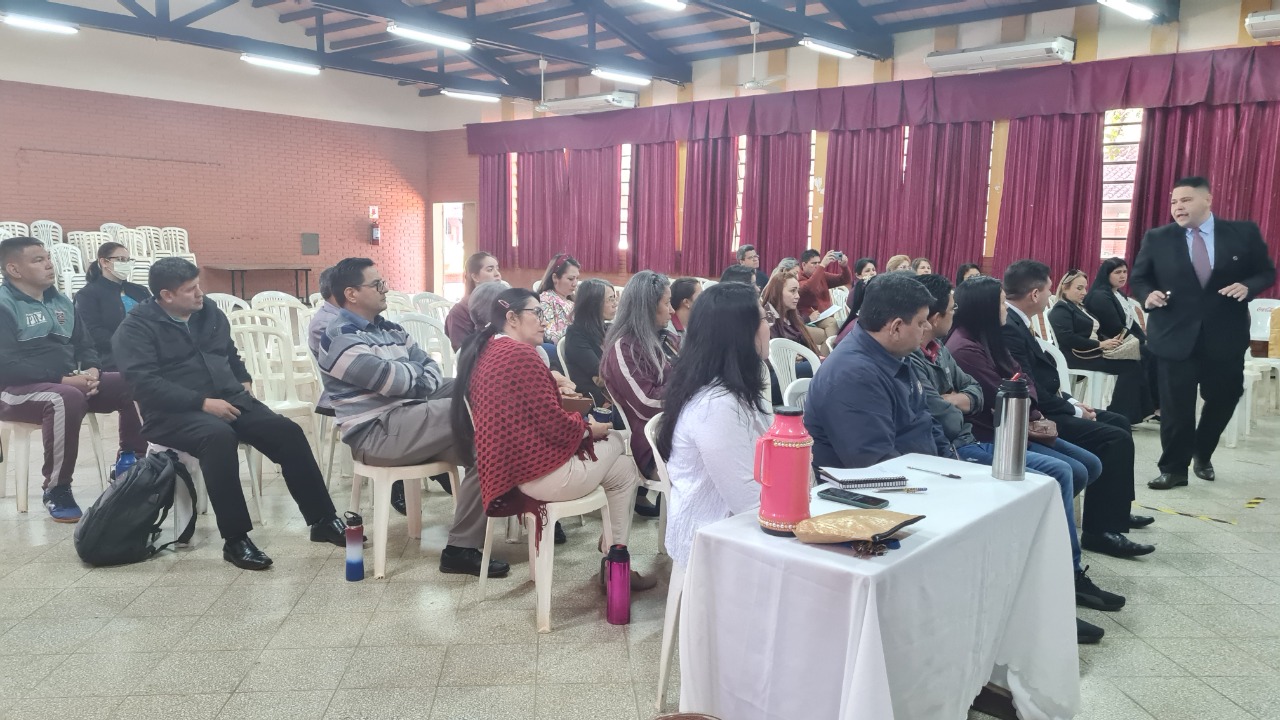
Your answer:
[74,451,197,566]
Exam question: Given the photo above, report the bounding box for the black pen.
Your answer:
[907,466,961,480]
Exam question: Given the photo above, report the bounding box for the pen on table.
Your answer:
[906,466,961,479]
[877,487,927,494]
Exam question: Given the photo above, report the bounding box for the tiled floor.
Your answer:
[0,414,1276,719]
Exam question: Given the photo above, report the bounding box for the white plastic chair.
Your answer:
[642,415,671,555]
[308,293,324,308]
[99,223,127,242]
[768,338,821,400]
[829,287,850,325]
[556,337,569,375]
[397,312,455,377]
[230,324,315,445]
[29,220,61,245]
[128,259,152,287]
[654,561,686,711]
[825,336,838,354]
[1249,299,1280,342]
[115,228,150,260]
[532,280,542,292]
[385,290,415,316]
[66,231,108,262]
[0,221,30,240]
[697,278,717,290]
[136,226,165,257]
[49,244,87,296]
[350,458,460,579]
[160,227,190,254]
[412,291,448,315]
[207,292,250,316]
[1225,349,1264,448]
[1,416,109,512]
[783,378,811,408]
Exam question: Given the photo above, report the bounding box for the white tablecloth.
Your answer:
[679,454,1079,720]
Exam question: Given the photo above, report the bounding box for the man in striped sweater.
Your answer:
[317,258,507,578]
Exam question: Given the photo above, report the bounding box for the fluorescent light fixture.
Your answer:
[644,0,687,10]
[591,67,652,86]
[241,54,321,75]
[441,89,501,103]
[799,37,855,59]
[1097,0,1156,21]
[2,14,78,34]
[386,21,472,51]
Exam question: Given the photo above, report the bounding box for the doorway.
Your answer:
[432,202,475,301]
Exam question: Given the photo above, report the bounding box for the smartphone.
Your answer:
[817,488,889,509]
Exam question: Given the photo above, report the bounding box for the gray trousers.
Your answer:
[346,379,486,549]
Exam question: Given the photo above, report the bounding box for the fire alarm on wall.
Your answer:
[368,206,379,220]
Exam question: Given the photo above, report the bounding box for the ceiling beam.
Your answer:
[690,0,891,58]
[879,0,1093,32]
[278,7,323,23]
[250,0,283,7]
[116,0,152,19]
[572,0,682,66]
[172,0,238,26]
[0,0,530,97]
[819,0,879,33]
[481,0,576,25]
[863,0,967,15]
[310,0,692,82]
[304,17,370,36]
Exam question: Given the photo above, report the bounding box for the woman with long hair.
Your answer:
[75,241,151,371]
[955,263,981,287]
[450,287,653,589]
[853,257,877,282]
[762,271,824,375]
[1050,269,1154,424]
[537,253,580,348]
[911,257,933,275]
[667,277,702,342]
[945,277,1108,583]
[445,251,502,350]
[655,282,772,566]
[563,278,618,407]
[600,270,677,482]
[1085,257,1159,419]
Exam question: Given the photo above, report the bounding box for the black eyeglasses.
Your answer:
[360,279,388,292]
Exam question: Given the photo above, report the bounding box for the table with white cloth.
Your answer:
[679,454,1079,720]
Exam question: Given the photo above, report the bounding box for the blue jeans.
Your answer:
[1029,438,1102,497]
[957,441,1086,571]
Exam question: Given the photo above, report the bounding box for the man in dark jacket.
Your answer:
[113,258,344,570]
[0,237,145,522]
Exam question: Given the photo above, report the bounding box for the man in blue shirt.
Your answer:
[805,272,951,468]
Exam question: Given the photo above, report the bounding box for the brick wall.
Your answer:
[0,79,431,296]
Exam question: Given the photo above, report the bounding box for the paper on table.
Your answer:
[806,303,842,326]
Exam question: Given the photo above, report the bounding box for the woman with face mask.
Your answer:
[74,241,151,371]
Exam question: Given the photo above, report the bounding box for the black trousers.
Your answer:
[1066,354,1154,425]
[1045,409,1135,535]
[1155,342,1246,474]
[144,399,335,539]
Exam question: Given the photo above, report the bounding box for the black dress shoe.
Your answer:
[440,545,509,578]
[390,480,407,515]
[431,473,453,495]
[1148,473,1188,490]
[1076,566,1125,611]
[1077,618,1104,644]
[1082,531,1155,558]
[634,494,660,518]
[310,515,362,547]
[1129,514,1155,529]
[223,536,272,570]
[1193,461,1215,482]
[554,521,567,545]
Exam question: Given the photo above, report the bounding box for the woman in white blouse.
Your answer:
[655,282,773,567]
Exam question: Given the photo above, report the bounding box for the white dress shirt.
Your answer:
[1184,214,1216,270]
[1007,301,1084,417]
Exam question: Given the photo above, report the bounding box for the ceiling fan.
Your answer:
[738,21,786,92]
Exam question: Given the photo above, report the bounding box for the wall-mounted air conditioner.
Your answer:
[536,90,639,115]
[1245,10,1280,40]
[925,36,1076,75]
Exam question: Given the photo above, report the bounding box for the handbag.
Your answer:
[1073,329,1141,362]
[1028,419,1059,445]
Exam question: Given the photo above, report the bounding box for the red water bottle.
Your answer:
[605,544,631,625]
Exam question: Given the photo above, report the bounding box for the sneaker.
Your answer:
[1077,617,1104,644]
[111,451,139,480]
[1076,566,1125,611]
[43,485,82,523]
[390,480,406,516]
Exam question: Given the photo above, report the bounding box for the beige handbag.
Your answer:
[1074,329,1141,362]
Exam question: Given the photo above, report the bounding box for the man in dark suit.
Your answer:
[1002,260,1155,559]
[1131,177,1276,489]
[734,244,769,290]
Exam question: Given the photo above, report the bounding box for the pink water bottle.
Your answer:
[344,511,364,582]
[605,544,631,625]
[754,407,813,536]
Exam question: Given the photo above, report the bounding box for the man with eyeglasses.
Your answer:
[317,257,508,579]
[734,244,768,290]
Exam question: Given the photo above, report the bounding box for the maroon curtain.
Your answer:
[1126,102,1280,296]
[680,137,738,277]
[739,133,811,269]
[478,153,513,267]
[566,147,621,272]
[629,142,678,273]
[993,114,1103,279]
[896,121,994,278]
[821,127,905,267]
[468,46,1280,153]
[515,149,568,269]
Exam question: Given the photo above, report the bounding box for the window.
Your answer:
[807,130,817,248]
[732,135,748,251]
[619,144,633,250]
[509,152,519,247]
[1101,109,1144,258]
[901,126,911,179]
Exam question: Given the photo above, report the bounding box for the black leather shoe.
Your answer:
[310,515,361,546]
[634,494,660,518]
[440,545,509,578]
[390,480,407,515]
[1077,618,1104,644]
[1193,460,1215,482]
[554,521,567,545]
[1129,514,1155,529]
[1076,566,1125,611]
[1148,473,1188,490]
[1082,531,1155,558]
[223,536,272,570]
[431,473,453,496]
